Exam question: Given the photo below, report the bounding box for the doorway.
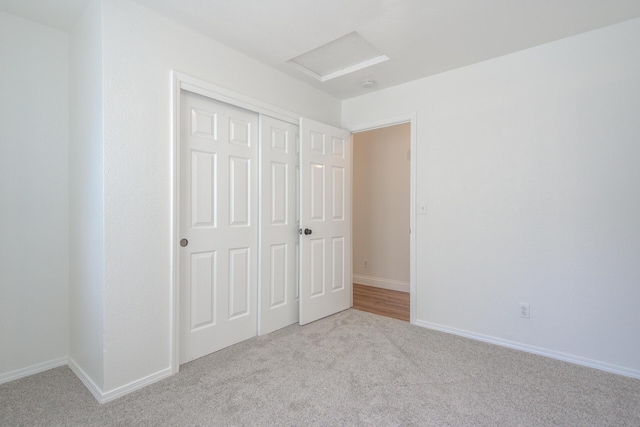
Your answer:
[351,123,412,321]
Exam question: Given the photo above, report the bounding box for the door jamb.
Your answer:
[346,114,418,324]
[170,71,300,374]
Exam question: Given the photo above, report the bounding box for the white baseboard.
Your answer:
[67,357,105,402]
[100,367,173,403]
[415,319,640,380]
[0,357,68,385]
[3,356,174,404]
[68,357,173,403]
[353,274,409,293]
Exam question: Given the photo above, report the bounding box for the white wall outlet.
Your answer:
[363,259,368,268]
[418,202,427,215]
[519,303,530,319]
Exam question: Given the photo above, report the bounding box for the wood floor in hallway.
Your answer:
[352,283,410,321]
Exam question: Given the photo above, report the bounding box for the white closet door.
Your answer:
[179,90,258,364]
[259,116,300,335]
[299,118,352,325]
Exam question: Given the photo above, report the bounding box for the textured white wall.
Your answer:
[353,124,411,288]
[343,18,640,376]
[0,12,69,379]
[68,0,105,390]
[100,0,342,393]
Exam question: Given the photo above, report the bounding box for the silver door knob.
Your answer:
[180,238,188,247]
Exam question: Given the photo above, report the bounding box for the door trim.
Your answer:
[346,114,418,325]
[170,71,301,374]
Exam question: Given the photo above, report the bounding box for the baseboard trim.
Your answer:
[3,358,175,403]
[415,319,640,380]
[67,357,104,402]
[0,357,68,385]
[100,367,173,403]
[68,358,174,403]
[353,274,409,293]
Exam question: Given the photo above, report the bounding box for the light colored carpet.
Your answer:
[2,309,639,426]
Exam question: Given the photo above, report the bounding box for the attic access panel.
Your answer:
[289,31,389,82]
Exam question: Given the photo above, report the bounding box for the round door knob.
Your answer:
[180,238,188,247]
[304,228,312,235]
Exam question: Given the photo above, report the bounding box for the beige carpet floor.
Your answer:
[2,309,639,426]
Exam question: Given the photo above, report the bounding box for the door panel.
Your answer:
[229,156,251,226]
[332,237,345,291]
[300,118,352,325]
[190,251,216,329]
[310,238,325,297]
[179,91,258,364]
[229,247,250,319]
[259,116,300,335]
[332,166,345,220]
[271,162,287,224]
[310,164,325,220]
[270,244,287,307]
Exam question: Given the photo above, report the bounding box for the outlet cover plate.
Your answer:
[519,303,530,319]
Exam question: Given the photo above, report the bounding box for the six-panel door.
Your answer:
[299,118,352,325]
[259,116,300,335]
[179,91,258,364]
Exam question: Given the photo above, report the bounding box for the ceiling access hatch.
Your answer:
[288,32,389,82]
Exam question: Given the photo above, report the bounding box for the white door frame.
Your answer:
[346,114,418,325]
[170,71,299,374]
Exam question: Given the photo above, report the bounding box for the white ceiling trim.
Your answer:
[290,54,390,82]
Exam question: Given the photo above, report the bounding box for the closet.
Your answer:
[177,87,351,364]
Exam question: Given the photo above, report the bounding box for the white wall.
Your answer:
[0,12,69,381]
[353,124,410,291]
[100,0,342,394]
[68,0,105,390]
[343,18,640,377]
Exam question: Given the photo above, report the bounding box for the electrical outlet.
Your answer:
[363,259,368,268]
[519,303,530,319]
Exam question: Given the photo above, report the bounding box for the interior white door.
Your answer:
[299,118,352,325]
[259,116,300,335]
[179,90,258,364]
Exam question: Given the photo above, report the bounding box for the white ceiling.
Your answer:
[0,0,89,31]
[4,0,640,100]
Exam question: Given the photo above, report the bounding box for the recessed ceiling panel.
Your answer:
[289,31,389,82]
